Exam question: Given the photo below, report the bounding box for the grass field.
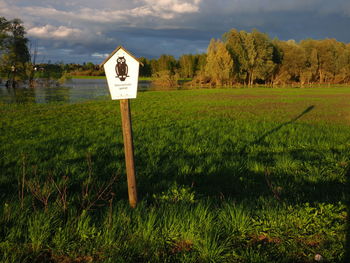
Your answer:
[70,75,191,82]
[70,76,152,81]
[1,87,350,262]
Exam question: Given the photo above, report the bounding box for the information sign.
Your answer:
[101,46,140,100]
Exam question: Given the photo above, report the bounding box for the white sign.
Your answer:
[101,46,140,100]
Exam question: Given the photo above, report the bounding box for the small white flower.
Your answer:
[314,254,323,262]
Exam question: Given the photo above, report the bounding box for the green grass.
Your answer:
[69,75,191,82]
[69,75,106,79]
[1,87,350,262]
[68,75,151,81]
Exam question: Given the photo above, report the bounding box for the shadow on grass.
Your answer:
[240,105,315,154]
[186,105,320,203]
[135,104,350,206]
[3,103,345,210]
[256,105,314,141]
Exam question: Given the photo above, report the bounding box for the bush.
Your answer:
[151,70,179,87]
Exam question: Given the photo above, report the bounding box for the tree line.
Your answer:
[1,15,350,86]
[138,29,350,86]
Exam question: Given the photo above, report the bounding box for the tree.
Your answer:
[179,54,196,78]
[151,70,179,87]
[150,59,158,75]
[83,62,95,71]
[315,39,344,83]
[245,30,279,85]
[205,39,233,85]
[138,57,152,77]
[299,39,319,84]
[223,29,248,83]
[0,17,30,81]
[157,54,177,73]
[274,40,307,84]
[194,53,207,73]
[224,29,280,85]
[0,17,10,54]
[335,43,350,83]
[191,53,208,84]
[0,17,11,77]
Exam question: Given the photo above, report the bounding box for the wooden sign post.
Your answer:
[120,99,137,207]
[100,46,141,208]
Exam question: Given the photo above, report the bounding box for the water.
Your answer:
[0,78,152,104]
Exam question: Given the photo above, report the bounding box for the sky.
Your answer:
[1,0,350,64]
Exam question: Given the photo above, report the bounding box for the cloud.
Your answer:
[1,0,202,27]
[1,0,350,63]
[91,53,109,58]
[141,0,201,13]
[27,25,82,39]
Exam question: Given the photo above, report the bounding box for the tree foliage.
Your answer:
[179,54,196,78]
[224,29,280,85]
[220,29,350,85]
[57,28,350,86]
[113,31,350,86]
[205,39,233,85]
[0,17,30,79]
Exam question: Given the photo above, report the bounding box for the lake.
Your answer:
[0,78,152,104]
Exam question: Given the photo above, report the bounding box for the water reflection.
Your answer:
[0,78,181,104]
[43,86,70,103]
[0,78,110,104]
[0,86,37,104]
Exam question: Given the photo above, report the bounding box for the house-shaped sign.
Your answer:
[100,46,140,100]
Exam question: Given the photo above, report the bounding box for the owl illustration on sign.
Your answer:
[115,56,128,81]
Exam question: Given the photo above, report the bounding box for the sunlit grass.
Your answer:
[0,87,350,262]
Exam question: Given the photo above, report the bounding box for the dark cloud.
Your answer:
[2,0,350,63]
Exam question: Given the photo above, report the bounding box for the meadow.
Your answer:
[1,87,350,263]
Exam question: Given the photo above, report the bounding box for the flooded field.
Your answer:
[0,78,152,104]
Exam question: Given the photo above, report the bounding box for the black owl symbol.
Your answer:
[115,56,129,81]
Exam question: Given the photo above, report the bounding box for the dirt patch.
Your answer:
[171,240,193,254]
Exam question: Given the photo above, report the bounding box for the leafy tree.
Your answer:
[138,57,152,77]
[0,17,10,54]
[224,29,279,85]
[315,39,344,83]
[179,54,196,78]
[335,43,350,83]
[243,30,278,85]
[150,59,159,75]
[274,40,307,84]
[0,17,11,77]
[299,39,319,84]
[205,39,233,85]
[194,53,207,73]
[83,62,95,71]
[223,29,248,83]
[157,54,177,73]
[0,17,30,81]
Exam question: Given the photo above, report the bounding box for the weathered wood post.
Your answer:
[119,99,137,207]
[101,46,141,208]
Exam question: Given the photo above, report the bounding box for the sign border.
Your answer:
[100,46,144,68]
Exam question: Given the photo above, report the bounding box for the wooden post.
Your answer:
[120,99,138,208]
[101,46,141,208]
